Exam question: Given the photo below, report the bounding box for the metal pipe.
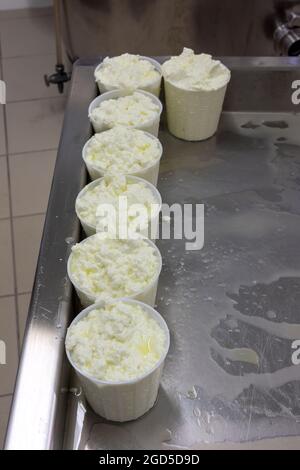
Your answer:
[53,0,63,65]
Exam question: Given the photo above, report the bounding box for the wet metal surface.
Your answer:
[65,109,300,449]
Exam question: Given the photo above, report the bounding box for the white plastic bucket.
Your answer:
[164,79,229,141]
[67,236,162,308]
[75,175,162,240]
[65,298,170,422]
[82,129,163,186]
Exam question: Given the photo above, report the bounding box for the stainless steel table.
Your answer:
[5,57,300,450]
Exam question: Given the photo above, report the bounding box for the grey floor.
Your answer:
[0,7,69,448]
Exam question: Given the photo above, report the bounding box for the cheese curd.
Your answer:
[84,127,162,175]
[76,175,158,232]
[66,300,166,382]
[69,236,161,302]
[89,91,160,128]
[95,54,161,93]
[162,47,230,91]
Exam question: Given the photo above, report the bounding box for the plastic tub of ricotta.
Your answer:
[162,48,231,141]
[94,54,162,97]
[65,298,170,422]
[82,127,163,186]
[88,90,162,137]
[67,235,162,308]
[75,175,162,239]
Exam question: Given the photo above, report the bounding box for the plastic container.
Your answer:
[67,236,162,308]
[164,79,229,141]
[75,175,162,239]
[82,130,163,186]
[94,56,162,97]
[88,89,162,137]
[65,298,170,422]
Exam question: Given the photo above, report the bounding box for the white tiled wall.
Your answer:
[0,6,69,448]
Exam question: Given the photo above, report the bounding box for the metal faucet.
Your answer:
[44,0,71,94]
[273,6,300,55]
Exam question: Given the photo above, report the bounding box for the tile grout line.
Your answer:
[0,294,15,300]
[0,47,21,355]
[2,51,57,61]
[6,95,67,105]
[0,291,31,301]
[5,147,58,158]
[0,393,13,399]
[1,51,57,61]
[0,212,46,223]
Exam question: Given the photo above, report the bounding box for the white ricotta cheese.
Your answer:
[76,175,158,233]
[162,47,230,91]
[95,54,161,92]
[84,127,162,175]
[66,300,166,382]
[89,91,160,128]
[69,236,160,302]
